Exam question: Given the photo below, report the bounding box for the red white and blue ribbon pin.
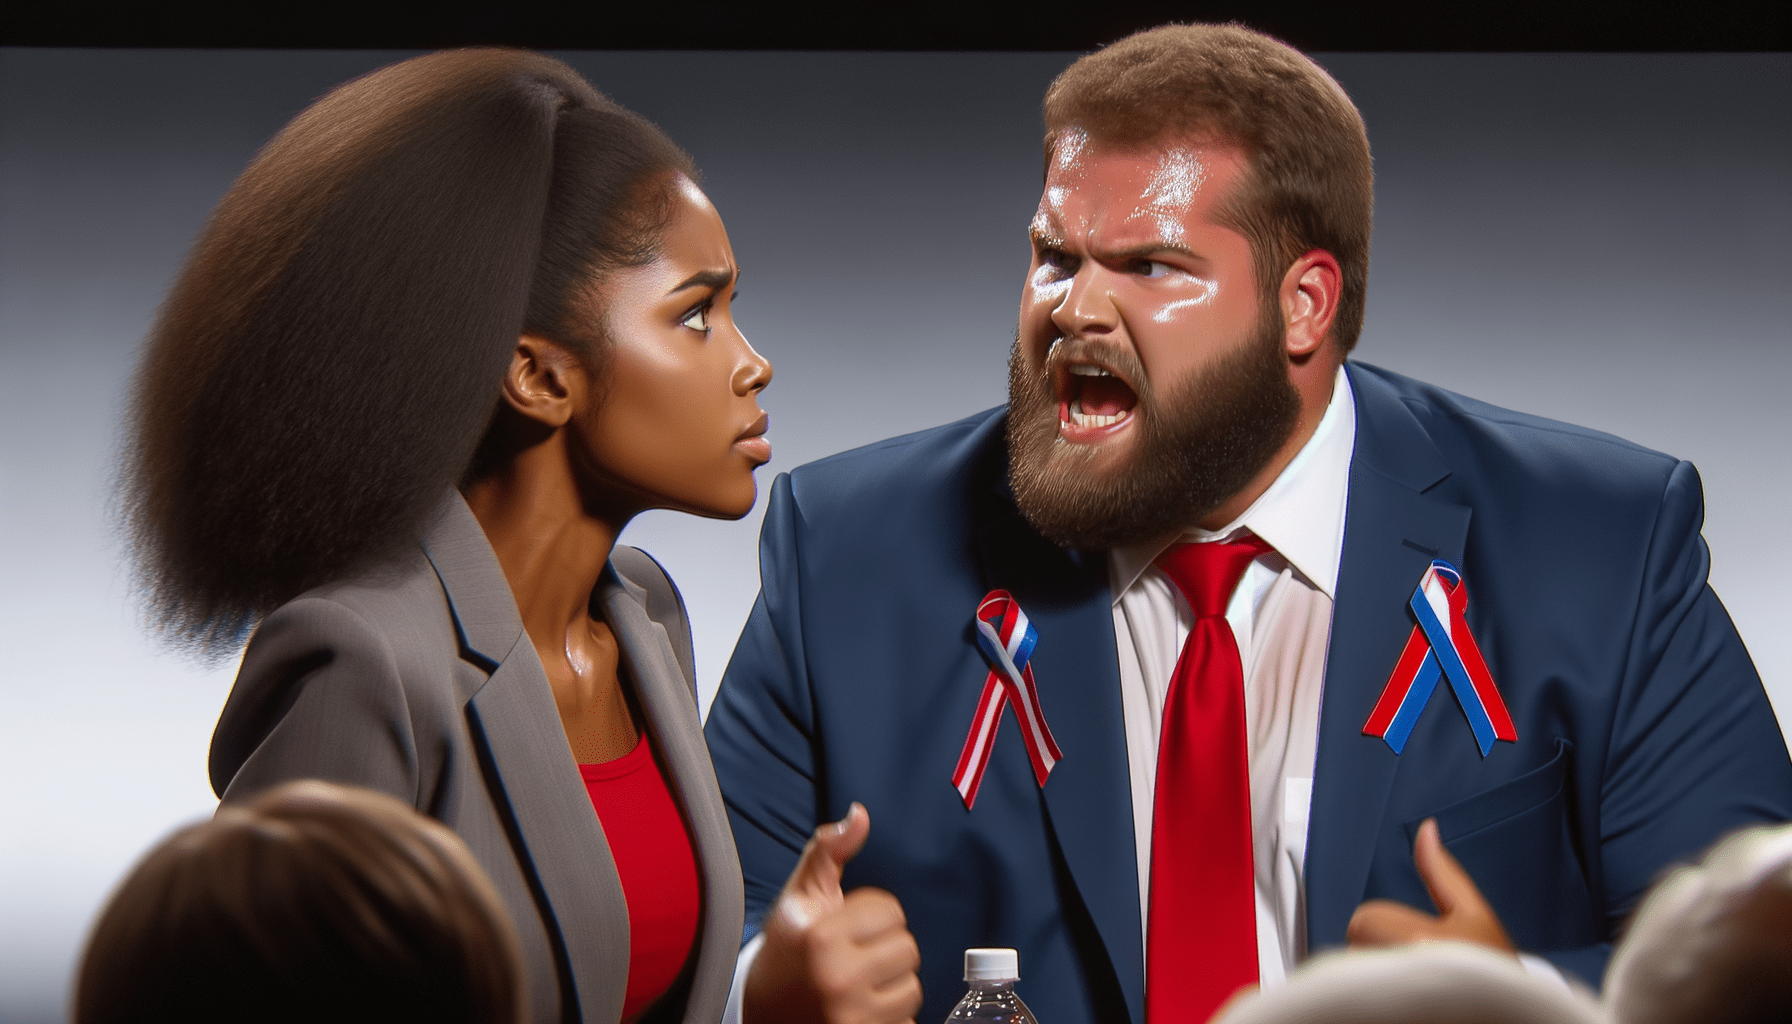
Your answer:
[952,590,1064,809]
[1362,560,1517,757]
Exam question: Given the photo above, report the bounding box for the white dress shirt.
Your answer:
[1111,365,1356,989]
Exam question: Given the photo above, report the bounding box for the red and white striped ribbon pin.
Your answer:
[951,590,1063,809]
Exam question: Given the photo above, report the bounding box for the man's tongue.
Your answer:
[1078,375,1136,416]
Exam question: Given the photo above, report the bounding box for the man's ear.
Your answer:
[1279,249,1343,360]
[501,335,580,428]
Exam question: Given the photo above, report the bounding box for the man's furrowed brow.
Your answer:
[1094,241,1202,263]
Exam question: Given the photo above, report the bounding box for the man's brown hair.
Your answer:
[75,781,526,1024]
[1043,23,1373,352]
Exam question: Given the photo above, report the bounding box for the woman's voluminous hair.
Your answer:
[122,48,696,655]
[75,780,527,1024]
[1042,23,1374,352]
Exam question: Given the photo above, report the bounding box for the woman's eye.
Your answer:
[681,305,711,332]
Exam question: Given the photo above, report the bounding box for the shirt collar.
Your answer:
[1108,365,1357,603]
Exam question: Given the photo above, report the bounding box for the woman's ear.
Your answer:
[501,335,581,428]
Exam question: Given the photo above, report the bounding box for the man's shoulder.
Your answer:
[1350,362,1684,497]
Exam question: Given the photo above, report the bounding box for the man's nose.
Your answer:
[1050,264,1120,339]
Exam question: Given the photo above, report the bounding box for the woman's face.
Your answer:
[574,175,772,520]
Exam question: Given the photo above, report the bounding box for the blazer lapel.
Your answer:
[1305,365,1471,951]
[599,565,746,1024]
[420,492,630,1024]
[976,472,1145,1024]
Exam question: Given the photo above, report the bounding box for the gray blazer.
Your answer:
[210,491,745,1024]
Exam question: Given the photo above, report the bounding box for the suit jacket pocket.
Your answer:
[1402,737,1600,951]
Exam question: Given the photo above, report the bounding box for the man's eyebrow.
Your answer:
[1026,230,1202,264]
[1095,241,1203,262]
[668,268,735,295]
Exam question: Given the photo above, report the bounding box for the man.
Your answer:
[706,23,1792,1024]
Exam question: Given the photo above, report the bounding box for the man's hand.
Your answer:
[743,803,924,1024]
[1346,818,1515,953]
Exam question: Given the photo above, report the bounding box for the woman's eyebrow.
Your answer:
[668,268,734,295]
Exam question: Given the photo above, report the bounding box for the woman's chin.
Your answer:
[668,478,760,522]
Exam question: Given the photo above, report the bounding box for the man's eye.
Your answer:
[1132,258,1175,278]
[681,305,711,332]
[1041,250,1075,272]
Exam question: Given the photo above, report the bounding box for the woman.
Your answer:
[121,49,764,1024]
[77,780,526,1024]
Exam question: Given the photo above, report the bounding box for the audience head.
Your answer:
[1605,823,1792,1024]
[75,780,525,1024]
[1211,942,1599,1024]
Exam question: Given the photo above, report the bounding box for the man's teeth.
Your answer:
[1064,399,1127,429]
[1068,364,1112,377]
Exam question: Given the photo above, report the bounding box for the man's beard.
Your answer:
[1006,312,1300,551]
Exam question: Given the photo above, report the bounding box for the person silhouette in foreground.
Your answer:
[75,779,526,1024]
[1604,823,1792,1024]
[1210,942,1599,1024]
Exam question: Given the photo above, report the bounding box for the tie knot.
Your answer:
[1155,535,1272,618]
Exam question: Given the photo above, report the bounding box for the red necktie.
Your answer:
[1147,534,1271,1024]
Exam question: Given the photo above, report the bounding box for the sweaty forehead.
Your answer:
[1033,142,1246,246]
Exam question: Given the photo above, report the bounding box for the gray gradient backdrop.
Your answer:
[2,48,1788,1021]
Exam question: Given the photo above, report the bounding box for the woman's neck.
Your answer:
[461,431,643,763]
[462,435,621,638]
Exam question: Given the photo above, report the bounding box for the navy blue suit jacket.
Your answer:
[706,362,1792,1024]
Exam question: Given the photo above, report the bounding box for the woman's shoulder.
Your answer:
[210,546,475,801]
[261,546,460,671]
[222,547,467,732]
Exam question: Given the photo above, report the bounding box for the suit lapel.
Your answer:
[420,492,629,1024]
[600,566,745,1024]
[1305,365,1471,951]
[976,471,1145,1024]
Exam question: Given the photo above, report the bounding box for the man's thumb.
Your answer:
[1412,817,1475,916]
[780,803,870,921]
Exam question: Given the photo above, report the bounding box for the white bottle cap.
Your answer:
[963,947,1019,982]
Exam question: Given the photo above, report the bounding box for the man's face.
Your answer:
[1006,132,1299,550]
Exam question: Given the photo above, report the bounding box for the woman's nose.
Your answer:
[732,331,772,396]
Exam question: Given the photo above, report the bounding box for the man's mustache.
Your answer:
[1040,336,1152,399]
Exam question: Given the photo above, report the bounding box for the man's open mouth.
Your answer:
[1058,362,1139,434]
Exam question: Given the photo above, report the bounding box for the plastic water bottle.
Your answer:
[946,948,1038,1024]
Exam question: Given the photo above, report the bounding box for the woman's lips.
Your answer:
[735,413,771,463]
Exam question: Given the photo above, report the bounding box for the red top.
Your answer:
[579,733,702,1022]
